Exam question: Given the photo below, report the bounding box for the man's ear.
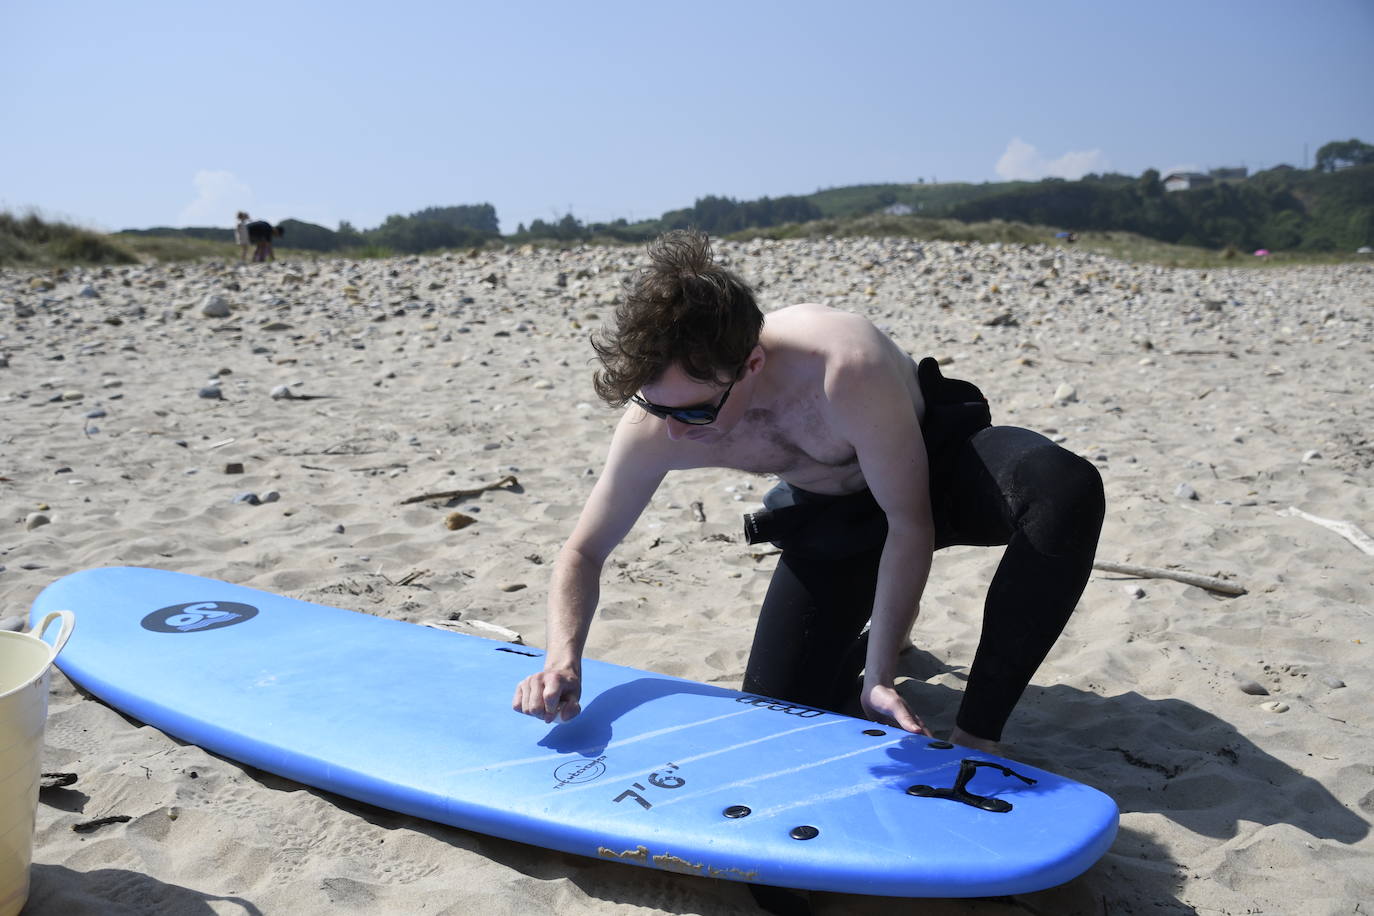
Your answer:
[744,343,766,377]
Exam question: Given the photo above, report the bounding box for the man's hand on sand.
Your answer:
[860,682,932,736]
[513,668,582,723]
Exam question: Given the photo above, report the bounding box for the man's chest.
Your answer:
[706,407,858,478]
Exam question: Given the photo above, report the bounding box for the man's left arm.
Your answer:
[828,355,935,735]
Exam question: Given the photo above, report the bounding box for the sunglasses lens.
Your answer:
[672,409,714,425]
[633,375,734,426]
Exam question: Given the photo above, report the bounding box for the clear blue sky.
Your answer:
[3,0,1370,235]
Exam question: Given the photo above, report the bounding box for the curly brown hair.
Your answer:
[591,230,762,406]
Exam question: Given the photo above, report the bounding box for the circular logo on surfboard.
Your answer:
[142,601,259,633]
[553,756,607,788]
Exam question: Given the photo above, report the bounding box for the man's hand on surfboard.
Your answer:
[860,682,932,736]
[513,668,582,723]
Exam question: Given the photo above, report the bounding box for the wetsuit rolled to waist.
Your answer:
[742,356,990,555]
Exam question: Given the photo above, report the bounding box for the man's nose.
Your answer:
[664,418,691,440]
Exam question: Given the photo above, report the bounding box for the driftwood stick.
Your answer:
[395,568,431,587]
[400,475,518,505]
[1278,507,1374,556]
[1093,561,1248,596]
[351,462,409,473]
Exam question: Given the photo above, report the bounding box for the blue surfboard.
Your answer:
[30,567,1117,897]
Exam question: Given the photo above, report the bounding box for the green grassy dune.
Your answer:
[3,209,1366,272]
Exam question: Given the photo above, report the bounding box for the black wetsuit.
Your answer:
[740,358,1105,741]
[246,220,274,244]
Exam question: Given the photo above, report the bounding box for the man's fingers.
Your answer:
[542,679,565,720]
[512,672,580,722]
[514,676,553,718]
[893,707,921,734]
[896,707,933,737]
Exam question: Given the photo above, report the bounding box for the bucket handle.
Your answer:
[31,610,75,658]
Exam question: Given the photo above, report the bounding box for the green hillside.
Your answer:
[6,139,1370,267]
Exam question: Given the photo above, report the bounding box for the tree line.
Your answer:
[946,158,1372,252]
[119,138,1372,254]
[119,204,501,255]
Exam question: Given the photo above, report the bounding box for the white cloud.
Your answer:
[994,138,1111,181]
[178,170,253,227]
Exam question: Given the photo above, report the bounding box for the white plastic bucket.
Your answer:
[0,611,74,916]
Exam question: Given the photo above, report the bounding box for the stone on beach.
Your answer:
[200,294,231,318]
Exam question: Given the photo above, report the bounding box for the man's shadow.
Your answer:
[537,676,745,756]
[890,646,1368,845]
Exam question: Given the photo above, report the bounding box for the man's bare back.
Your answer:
[626,303,926,495]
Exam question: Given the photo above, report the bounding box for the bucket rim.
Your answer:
[0,610,74,700]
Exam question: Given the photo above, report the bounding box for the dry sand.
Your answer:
[2,239,1372,915]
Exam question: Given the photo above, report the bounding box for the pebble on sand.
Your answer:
[201,294,231,318]
[1175,483,1200,501]
[25,512,51,531]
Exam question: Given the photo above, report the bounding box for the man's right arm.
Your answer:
[512,412,668,723]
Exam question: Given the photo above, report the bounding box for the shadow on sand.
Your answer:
[26,864,263,916]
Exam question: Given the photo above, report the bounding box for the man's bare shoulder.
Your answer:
[769,302,882,338]
[766,302,870,331]
[765,304,908,371]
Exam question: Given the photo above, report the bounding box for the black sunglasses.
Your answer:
[631,376,738,426]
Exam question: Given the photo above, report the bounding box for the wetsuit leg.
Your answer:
[742,546,882,713]
[743,425,1104,740]
[938,426,1106,741]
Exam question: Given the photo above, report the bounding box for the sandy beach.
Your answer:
[3,238,1372,915]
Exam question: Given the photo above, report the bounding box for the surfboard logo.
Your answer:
[553,756,608,788]
[142,601,259,633]
[735,695,826,718]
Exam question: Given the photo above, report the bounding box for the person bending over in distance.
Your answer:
[246,220,283,262]
[512,230,1104,752]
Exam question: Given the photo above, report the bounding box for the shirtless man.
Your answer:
[513,231,1105,751]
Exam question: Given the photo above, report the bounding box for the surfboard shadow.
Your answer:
[537,676,743,757]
